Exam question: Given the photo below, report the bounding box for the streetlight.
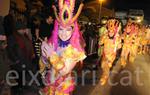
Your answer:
[98,0,104,22]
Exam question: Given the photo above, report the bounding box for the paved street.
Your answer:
[74,54,150,95]
[7,54,150,95]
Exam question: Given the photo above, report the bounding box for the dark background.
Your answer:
[45,0,150,20]
[84,0,150,17]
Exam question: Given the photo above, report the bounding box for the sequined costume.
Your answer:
[121,22,140,67]
[99,19,122,85]
[39,0,86,95]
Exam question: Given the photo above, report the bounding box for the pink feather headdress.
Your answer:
[49,0,84,51]
[52,0,84,27]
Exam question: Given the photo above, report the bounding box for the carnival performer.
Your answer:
[145,26,150,55]
[142,25,150,55]
[99,19,122,85]
[39,0,86,95]
[138,25,147,54]
[121,22,140,67]
[140,25,150,54]
[98,23,107,59]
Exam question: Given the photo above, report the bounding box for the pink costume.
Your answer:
[39,0,86,95]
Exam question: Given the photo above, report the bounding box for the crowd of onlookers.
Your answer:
[0,0,55,95]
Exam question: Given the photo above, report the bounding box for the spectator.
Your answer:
[3,9,16,37]
[0,22,12,95]
[7,20,35,90]
[39,14,54,40]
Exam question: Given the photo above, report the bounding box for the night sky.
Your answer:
[113,0,150,16]
[84,0,150,18]
[48,0,150,20]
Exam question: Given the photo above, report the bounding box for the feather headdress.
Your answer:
[52,0,84,27]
